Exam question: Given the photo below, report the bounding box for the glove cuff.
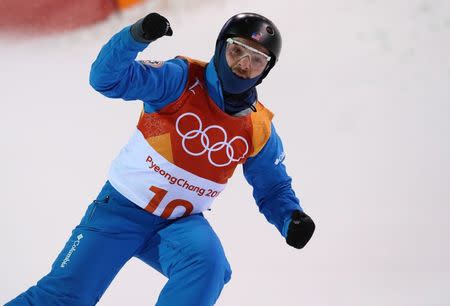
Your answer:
[130,18,153,43]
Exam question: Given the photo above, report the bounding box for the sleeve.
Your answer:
[243,123,303,237]
[89,26,187,110]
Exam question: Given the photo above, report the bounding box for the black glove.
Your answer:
[131,12,173,43]
[286,210,315,249]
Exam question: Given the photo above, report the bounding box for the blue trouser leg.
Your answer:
[6,182,167,306]
[136,214,232,306]
[6,182,231,306]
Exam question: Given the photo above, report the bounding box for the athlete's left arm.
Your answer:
[243,124,315,249]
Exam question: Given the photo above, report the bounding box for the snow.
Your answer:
[1,0,449,305]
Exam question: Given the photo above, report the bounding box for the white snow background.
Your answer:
[1,0,449,305]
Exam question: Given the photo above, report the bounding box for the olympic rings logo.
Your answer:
[175,112,249,167]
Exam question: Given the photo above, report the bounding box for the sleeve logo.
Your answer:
[274,151,286,165]
[139,60,165,68]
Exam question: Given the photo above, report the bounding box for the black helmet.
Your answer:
[217,12,282,63]
[215,13,282,85]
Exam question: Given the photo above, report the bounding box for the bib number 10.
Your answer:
[145,186,194,219]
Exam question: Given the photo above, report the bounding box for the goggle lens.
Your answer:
[226,38,271,72]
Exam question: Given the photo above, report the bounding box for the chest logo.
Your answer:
[175,112,249,167]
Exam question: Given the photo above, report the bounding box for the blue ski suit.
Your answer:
[6,26,302,306]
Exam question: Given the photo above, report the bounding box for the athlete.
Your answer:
[6,12,315,306]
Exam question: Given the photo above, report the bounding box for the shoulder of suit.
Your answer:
[175,56,207,68]
[249,101,274,157]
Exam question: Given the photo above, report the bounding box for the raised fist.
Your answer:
[131,12,173,43]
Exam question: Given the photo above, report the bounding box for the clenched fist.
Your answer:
[131,12,173,43]
[286,210,315,249]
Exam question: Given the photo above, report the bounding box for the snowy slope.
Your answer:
[1,0,449,305]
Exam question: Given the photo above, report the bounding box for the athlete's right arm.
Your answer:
[89,13,187,108]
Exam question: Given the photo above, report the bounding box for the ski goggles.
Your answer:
[226,38,271,72]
